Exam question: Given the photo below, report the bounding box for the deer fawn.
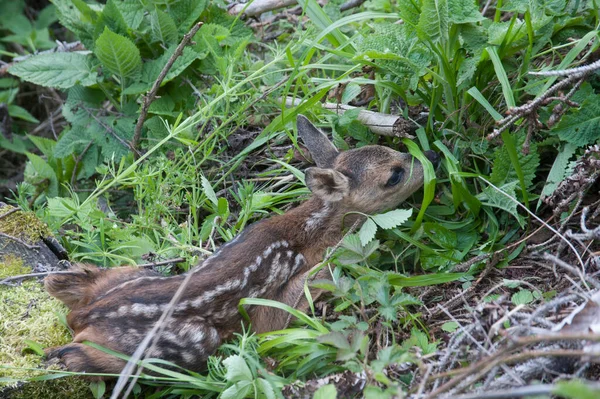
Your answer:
[44,115,440,375]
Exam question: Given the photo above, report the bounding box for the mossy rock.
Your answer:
[0,207,92,398]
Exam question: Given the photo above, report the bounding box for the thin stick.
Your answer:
[0,232,40,250]
[130,22,203,156]
[136,257,186,268]
[0,207,19,220]
[0,270,73,285]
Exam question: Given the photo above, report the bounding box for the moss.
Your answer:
[0,206,52,244]
[0,255,29,279]
[0,280,70,385]
[6,377,93,399]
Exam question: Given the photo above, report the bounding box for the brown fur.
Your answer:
[44,115,438,376]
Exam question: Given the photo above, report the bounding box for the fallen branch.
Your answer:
[489,58,600,141]
[137,257,186,268]
[0,232,40,250]
[0,270,73,286]
[283,96,420,138]
[130,22,203,157]
[229,0,298,18]
[340,0,367,11]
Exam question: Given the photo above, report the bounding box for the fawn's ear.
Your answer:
[297,115,339,168]
[305,167,350,202]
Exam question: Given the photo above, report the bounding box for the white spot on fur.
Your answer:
[304,203,331,232]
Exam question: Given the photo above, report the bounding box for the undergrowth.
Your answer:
[2,0,600,398]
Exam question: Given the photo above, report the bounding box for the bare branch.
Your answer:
[130,22,203,156]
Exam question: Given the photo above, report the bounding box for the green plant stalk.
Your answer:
[81,47,294,207]
[500,130,529,207]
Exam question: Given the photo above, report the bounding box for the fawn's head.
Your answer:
[298,115,439,215]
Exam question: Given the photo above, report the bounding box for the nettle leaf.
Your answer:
[95,27,141,79]
[54,128,91,158]
[490,133,539,189]
[397,0,420,29]
[170,0,208,33]
[477,181,525,226]
[222,355,253,383]
[98,0,128,36]
[553,94,600,146]
[359,218,378,246]
[8,53,97,89]
[448,0,484,24]
[114,0,144,30]
[417,0,448,43]
[52,0,97,49]
[372,209,412,229]
[151,8,178,45]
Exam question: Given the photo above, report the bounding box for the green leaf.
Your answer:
[151,8,178,45]
[89,381,106,399]
[554,379,600,399]
[170,0,208,33]
[359,218,378,246]
[511,289,534,305]
[256,378,276,399]
[448,0,484,23]
[441,321,459,332]
[222,355,253,383]
[423,223,457,249]
[417,0,448,43]
[8,53,97,89]
[487,47,515,109]
[113,0,144,30]
[201,175,218,206]
[25,152,58,197]
[388,272,465,287]
[477,181,524,226]
[52,0,97,49]
[317,331,351,349]
[22,339,45,356]
[372,209,412,230]
[467,86,502,121]
[94,27,141,79]
[314,384,337,399]
[553,95,600,146]
[490,133,539,190]
[99,0,128,36]
[539,142,576,207]
[221,381,252,399]
[7,105,39,123]
[54,128,91,158]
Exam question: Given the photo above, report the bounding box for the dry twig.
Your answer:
[130,22,203,156]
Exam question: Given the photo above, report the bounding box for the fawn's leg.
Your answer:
[45,343,126,378]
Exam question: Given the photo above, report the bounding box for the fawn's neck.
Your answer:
[261,196,358,266]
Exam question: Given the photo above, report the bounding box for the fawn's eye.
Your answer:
[386,167,404,187]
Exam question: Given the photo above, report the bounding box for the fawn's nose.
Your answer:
[424,150,441,168]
